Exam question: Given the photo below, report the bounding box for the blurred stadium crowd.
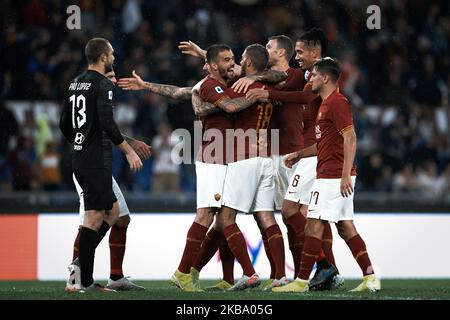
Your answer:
[0,0,449,197]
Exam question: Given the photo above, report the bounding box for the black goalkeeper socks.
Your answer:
[79,226,98,287]
[95,221,111,248]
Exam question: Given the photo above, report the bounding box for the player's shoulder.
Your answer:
[202,76,223,86]
[69,71,87,85]
[328,91,351,114]
[97,74,113,89]
[288,67,305,78]
[333,91,350,105]
[193,76,209,92]
[200,76,227,93]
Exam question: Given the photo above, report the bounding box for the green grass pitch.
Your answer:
[1,279,450,300]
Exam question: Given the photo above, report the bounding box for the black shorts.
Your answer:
[73,168,117,211]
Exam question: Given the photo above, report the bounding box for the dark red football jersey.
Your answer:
[226,82,274,160]
[302,72,322,147]
[270,67,306,155]
[198,75,234,164]
[267,70,321,149]
[315,90,357,178]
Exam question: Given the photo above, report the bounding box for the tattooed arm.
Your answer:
[118,70,192,100]
[192,90,260,115]
[216,96,259,113]
[141,82,192,100]
[192,89,220,116]
[231,70,288,93]
[251,69,288,84]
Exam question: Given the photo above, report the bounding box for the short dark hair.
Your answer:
[269,35,294,60]
[206,44,232,63]
[297,28,328,55]
[313,57,340,82]
[244,44,269,72]
[85,38,111,64]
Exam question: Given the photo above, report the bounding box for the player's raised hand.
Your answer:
[178,40,206,58]
[126,150,143,172]
[130,139,152,160]
[284,151,302,168]
[340,175,354,198]
[118,70,146,91]
[246,87,269,102]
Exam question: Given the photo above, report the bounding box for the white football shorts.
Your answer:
[272,154,297,210]
[222,157,274,214]
[195,161,228,209]
[284,156,317,205]
[306,176,357,223]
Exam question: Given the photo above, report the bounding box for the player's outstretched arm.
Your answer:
[178,40,207,59]
[231,70,288,93]
[121,134,152,160]
[192,89,220,116]
[118,70,192,100]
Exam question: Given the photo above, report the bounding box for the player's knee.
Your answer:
[115,214,130,227]
[281,206,296,222]
[83,211,104,230]
[218,210,235,228]
[212,218,223,232]
[304,225,316,238]
[299,205,308,218]
[305,219,322,238]
[256,213,276,230]
[336,220,356,240]
[281,200,300,219]
[195,208,214,227]
[337,229,350,241]
[194,214,213,227]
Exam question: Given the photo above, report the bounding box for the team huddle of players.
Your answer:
[61,28,380,293]
[118,28,380,293]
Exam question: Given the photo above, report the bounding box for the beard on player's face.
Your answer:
[241,62,249,77]
[218,65,232,81]
[105,63,113,73]
[104,56,114,73]
[267,55,277,68]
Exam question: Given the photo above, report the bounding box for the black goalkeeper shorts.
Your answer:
[73,168,117,211]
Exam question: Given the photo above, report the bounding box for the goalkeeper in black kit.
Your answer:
[60,38,142,292]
